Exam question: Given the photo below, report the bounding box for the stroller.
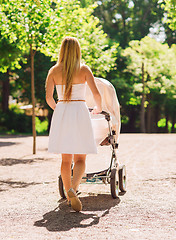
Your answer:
[58,78,126,199]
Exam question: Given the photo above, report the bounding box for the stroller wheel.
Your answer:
[119,165,126,192]
[110,168,119,198]
[58,175,66,199]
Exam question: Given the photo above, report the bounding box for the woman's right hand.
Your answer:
[92,106,102,114]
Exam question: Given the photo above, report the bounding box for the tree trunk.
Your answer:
[2,69,10,112]
[30,46,36,154]
[140,62,146,133]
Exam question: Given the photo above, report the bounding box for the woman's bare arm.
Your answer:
[84,65,102,113]
[45,70,56,110]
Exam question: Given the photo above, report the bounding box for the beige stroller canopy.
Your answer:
[85,78,121,145]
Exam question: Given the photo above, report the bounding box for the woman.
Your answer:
[45,37,102,212]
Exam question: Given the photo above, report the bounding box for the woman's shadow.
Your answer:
[34,193,120,232]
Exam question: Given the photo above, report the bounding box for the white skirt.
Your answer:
[48,101,97,154]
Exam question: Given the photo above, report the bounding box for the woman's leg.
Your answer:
[61,154,72,198]
[72,154,86,192]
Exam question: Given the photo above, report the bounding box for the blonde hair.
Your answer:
[58,37,81,101]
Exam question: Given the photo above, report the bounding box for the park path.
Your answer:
[0,134,176,240]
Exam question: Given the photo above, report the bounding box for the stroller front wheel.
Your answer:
[119,165,126,192]
[110,168,119,198]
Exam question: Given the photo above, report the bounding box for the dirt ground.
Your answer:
[0,134,176,240]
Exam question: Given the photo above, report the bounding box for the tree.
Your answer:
[42,1,118,77]
[123,36,176,132]
[0,33,25,112]
[0,0,55,153]
[90,0,164,48]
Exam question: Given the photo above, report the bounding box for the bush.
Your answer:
[0,104,32,134]
[35,117,48,134]
[157,118,175,133]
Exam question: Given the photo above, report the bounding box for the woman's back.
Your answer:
[50,63,86,85]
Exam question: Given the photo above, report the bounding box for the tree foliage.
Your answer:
[0,35,26,73]
[91,0,164,48]
[41,0,118,77]
[163,0,176,30]
[0,0,117,79]
[123,37,176,94]
[123,36,176,132]
[0,0,54,52]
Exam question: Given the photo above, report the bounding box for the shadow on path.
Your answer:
[0,157,47,166]
[0,135,32,139]
[0,141,20,147]
[0,179,41,190]
[144,177,176,181]
[34,194,120,232]
[144,176,176,184]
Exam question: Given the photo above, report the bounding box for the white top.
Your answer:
[56,83,87,101]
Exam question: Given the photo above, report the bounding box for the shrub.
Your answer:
[0,104,32,134]
[35,117,48,134]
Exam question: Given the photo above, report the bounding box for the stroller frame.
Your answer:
[58,110,126,199]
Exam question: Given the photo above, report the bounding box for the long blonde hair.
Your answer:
[58,37,81,101]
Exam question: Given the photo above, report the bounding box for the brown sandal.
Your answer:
[67,188,82,212]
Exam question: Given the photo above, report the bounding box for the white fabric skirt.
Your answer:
[48,102,97,154]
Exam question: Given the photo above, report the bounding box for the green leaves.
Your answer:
[0,0,116,76]
[92,0,164,48]
[162,0,176,30]
[0,33,26,72]
[122,35,176,131]
[123,36,176,95]
[41,0,118,76]
[0,0,54,51]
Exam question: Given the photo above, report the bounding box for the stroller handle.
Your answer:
[89,108,110,117]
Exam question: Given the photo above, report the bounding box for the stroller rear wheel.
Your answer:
[119,165,126,192]
[58,175,66,199]
[110,168,119,198]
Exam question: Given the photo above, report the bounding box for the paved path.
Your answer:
[0,134,176,240]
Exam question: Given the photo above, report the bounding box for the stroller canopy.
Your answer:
[85,78,121,144]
